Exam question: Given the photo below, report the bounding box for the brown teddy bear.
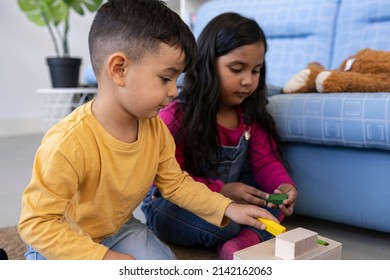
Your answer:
[283,48,390,93]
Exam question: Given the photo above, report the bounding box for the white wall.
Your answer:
[0,2,96,136]
[0,0,207,137]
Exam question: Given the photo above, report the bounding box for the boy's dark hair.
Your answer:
[175,12,288,177]
[88,0,197,79]
[0,248,8,260]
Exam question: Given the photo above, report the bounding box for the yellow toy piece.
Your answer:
[258,218,286,236]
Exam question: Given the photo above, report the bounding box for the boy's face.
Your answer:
[120,43,185,119]
[216,42,265,108]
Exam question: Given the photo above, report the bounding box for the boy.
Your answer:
[18,0,278,260]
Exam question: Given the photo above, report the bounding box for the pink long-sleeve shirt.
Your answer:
[160,101,295,194]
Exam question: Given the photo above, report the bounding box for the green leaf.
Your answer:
[17,0,103,57]
[82,0,103,12]
[17,0,67,27]
[51,0,68,26]
[67,0,103,15]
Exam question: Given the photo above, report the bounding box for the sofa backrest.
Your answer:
[193,0,341,87]
[331,0,390,68]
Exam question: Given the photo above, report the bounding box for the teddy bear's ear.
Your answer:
[283,63,325,93]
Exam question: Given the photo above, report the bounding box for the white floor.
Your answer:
[0,133,42,228]
[1,133,389,260]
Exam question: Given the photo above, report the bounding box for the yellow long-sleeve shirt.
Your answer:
[18,101,231,259]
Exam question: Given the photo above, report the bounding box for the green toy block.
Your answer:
[265,194,288,205]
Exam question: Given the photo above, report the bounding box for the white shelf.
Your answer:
[37,88,97,132]
[165,0,208,28]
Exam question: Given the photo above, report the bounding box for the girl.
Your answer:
[142,12,298,260]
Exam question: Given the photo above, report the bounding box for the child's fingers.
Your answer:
[247,209,279,230]
[243,187,268,206]
[279,203,294,216]
[247,205,279,224]
[225,203,280,229]
[257,208,279,223]
[250,217,266,230]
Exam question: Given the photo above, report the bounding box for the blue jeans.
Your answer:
[142,131,278,248]
[24,218,176,260]
[142,186,277,248]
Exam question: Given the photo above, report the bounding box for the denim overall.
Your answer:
[141,129,279,248]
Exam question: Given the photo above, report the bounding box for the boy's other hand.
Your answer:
[103,249,135,260]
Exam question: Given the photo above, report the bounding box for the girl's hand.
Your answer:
[224,203,279,230]
[221,182,269,207]
[267,183,298,217]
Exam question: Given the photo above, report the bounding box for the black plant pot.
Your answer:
[47,57,82,88]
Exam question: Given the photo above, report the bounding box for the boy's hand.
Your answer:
[221,182,269,207]
[103,249,135,260]
[224,203,279,230]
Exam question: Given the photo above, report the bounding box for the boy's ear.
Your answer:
[106,52,129,86]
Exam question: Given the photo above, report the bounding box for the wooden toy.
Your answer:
[258,218,286,236]
[275,227,318,259]
[265,194,288,205]
[233,227,342,260]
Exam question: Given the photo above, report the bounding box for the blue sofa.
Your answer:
[195,0,390,233]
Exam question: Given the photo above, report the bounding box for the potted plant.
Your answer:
[18,0,102,88]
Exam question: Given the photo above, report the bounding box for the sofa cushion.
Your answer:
[267,92,390,151]
[194,0,340,87]
[331,0,390,68]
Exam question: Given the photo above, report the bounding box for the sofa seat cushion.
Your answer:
[268,92,390,150]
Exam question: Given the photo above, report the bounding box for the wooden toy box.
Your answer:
[234,227,342,260]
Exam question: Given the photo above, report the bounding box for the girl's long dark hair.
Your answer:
[174,12,287,177]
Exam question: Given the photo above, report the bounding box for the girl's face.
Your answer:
[216,42,265,108]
